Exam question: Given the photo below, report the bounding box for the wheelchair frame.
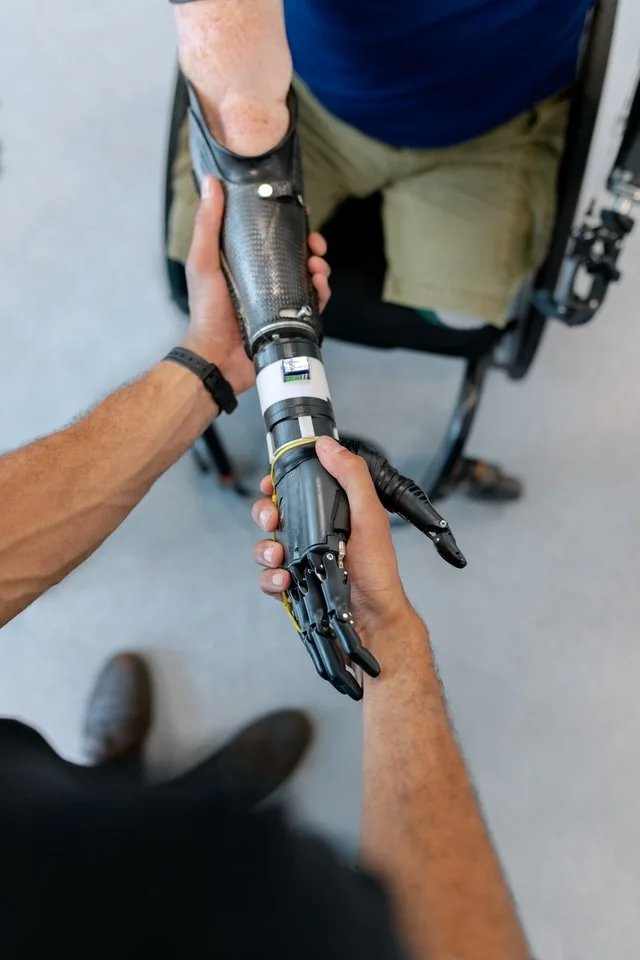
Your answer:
[164,0,638,501]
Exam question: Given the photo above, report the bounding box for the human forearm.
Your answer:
[249,440,525,953]
[174,0,291,154]
[361,614,530,960]
[251,437,523,954]
[0,361,215,628]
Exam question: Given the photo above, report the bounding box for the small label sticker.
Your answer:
[282,357,311,382]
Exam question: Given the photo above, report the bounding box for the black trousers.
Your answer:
[0,719,141,800]
[0,722,406,960]
[0,717,228,805]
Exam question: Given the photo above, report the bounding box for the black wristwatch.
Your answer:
[163,347,238,415]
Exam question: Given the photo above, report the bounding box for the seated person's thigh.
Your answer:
[168,118,200,265]
[382,94,570,330]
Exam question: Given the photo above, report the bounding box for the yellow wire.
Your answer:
[269,438,319,634]
[270,437,319,478]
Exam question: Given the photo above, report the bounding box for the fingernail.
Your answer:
[316,436,345,456]
[259,509,273,529]
[272,572,286,588]
[263,545,276,564]
[201,176,213,200]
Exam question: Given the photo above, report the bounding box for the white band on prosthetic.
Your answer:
[256,357,332,414]
[257,356,339,463]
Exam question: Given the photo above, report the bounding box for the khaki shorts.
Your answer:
[167,77,569,328]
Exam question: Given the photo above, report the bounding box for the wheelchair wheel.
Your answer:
[506,0,620,380]
[164,69,190,317]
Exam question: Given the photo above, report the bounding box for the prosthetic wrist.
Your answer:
[186,80,466,699]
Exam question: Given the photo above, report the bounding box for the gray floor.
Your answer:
[1,3,640,958]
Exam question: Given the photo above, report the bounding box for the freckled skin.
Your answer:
[174,0,291,154]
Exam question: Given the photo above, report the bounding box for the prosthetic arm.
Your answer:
[183,80,466,698]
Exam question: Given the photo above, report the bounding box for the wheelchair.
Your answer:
[164,0,640,503]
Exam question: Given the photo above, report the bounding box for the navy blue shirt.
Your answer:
[284,0,592,148]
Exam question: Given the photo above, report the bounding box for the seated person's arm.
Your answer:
[253,449,531,960]
[174,0,291,155]
[0,181,329,629]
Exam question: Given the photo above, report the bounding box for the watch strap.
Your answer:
[164,347,238,415]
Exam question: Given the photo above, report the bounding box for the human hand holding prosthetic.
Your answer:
[253,438,418,643]
[253,438,466,698]
[182,175,331,397]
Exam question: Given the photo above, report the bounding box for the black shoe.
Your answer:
[164,709,313,807]
[458,458,523,502]
[81,653,153,771]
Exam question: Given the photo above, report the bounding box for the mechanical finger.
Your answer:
[313,631,362,700]
[332,617,381,678]
[342,439,467,569]
[301,632,329,682]
[316,551,380,678]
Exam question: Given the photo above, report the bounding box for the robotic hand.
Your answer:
[186,83,467,700]
[271,437,467,700]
